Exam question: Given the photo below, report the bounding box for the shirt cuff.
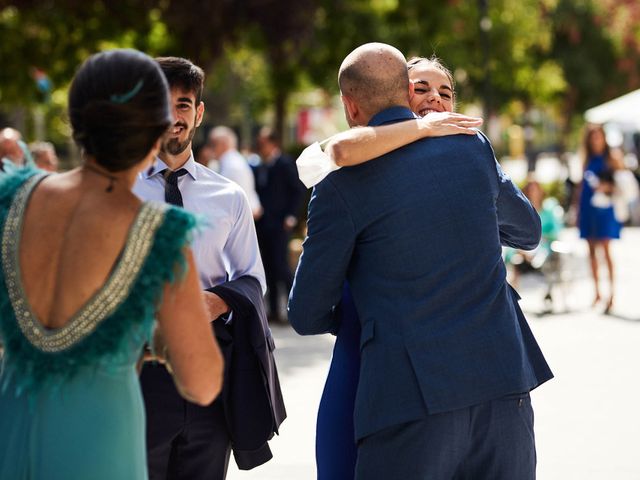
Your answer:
[296,141,341,188]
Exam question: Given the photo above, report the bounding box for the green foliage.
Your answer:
[1,0,638,151]
[298,0,563,113]
[204,44,272,130]
[0,2,159,104]
[550,0,620,113]
[542,180,568,206]
[514,179,567,208]
[0,1,166,144]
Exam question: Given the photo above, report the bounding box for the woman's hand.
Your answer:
[420,112,483,137]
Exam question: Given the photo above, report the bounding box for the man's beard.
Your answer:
[163,124,196,155]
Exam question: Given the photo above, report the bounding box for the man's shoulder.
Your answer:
[414,130,487,150]
[315,167,367,200]
[196,162,237,185]
[397,131,494,168]
[321,131,494,192]
[132,171,159,198]
[195,162,248,197]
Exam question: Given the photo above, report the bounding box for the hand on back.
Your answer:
[420,112,483,137]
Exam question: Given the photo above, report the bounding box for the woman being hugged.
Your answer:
[297,56,481,190]
[0,49,223,480]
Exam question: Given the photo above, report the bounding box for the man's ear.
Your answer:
[408,81,416,103]
[195,101,205,127]
[341,95,359,124]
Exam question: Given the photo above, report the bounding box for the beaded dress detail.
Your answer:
[0,167,199,480]
[3,173,165,353]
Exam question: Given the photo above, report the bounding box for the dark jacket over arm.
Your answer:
[207,276,286,470]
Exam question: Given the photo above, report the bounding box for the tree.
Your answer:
[547,0,635,149]
[2,0,638,152]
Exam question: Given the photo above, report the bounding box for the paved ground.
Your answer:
[228,228,640,480]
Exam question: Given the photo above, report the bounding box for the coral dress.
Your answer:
[0,168,197,480]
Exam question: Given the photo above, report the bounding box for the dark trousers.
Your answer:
[256,226,292,319]
[141,363,231,480]
[356,393,536,480]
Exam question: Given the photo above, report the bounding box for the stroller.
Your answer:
[537,239,576,314]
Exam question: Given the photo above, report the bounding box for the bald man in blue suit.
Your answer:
[288,43,553,480]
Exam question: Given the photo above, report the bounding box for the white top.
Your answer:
[295,141,341,189]
[211,149,262,215]
[134,153,266,294]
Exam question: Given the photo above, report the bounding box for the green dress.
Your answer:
[0,167,198,479]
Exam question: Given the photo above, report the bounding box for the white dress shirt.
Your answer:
[134,153,266,294]
[208,149,262,215]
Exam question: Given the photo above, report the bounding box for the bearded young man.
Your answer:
[134,57,286,480]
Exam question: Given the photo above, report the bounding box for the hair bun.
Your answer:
[68,49,171,172]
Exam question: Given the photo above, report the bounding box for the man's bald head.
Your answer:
[0,127,21,141]
[209,126,237,149]
[338,43,410,125]
[0,128,24,166]
[208,125,238,160]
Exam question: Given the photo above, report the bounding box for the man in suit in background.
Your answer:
[253,127,305,323]
[288,43,553,480]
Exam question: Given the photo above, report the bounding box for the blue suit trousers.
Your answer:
[356,392,536,480]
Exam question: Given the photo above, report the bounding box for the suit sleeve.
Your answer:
[478,133,541,250]
[287,178,356,335]
[495,160,542,250]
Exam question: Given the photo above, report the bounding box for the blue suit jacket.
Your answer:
[288,106,553,441]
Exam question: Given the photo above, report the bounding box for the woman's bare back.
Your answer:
[18,171,143,330]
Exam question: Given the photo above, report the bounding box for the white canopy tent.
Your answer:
[584,89,640,129]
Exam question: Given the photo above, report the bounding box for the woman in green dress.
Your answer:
[0,49,223,479]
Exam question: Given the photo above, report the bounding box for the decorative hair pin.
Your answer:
[110,79,144,104]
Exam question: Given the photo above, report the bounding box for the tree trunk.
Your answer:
[560,89,578,157]
[274,88,287,146]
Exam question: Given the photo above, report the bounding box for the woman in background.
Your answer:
[578,124,625,313]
